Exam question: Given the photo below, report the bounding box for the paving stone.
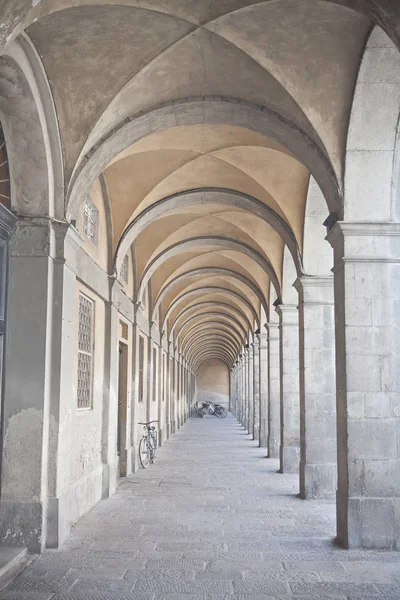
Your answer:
[3,417,400,600]
[0,594,54,600]
[290,582,380,596]
[134,579,232,593]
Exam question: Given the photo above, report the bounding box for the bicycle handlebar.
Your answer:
[138,420,158,425]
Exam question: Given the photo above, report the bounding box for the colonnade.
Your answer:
[231,224,400,550]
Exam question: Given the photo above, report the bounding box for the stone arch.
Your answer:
[0,35,63,219]
[153,267,268,320]
[280,245,298,304]
[175,312,248,343]
[138,236,281,301]
[169,301,253,341]
[344,26,400,222]
[162,287,260,333]
[66,98,341,223]
[115,188,302,277]
[302,176,333,275]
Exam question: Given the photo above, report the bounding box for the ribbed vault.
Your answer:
[1,0,387,374]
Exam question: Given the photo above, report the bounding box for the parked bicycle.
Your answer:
[192,401,228,419]
[138,420,158,468]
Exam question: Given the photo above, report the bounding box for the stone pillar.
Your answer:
[253,344,260,441]
[248,345,254,436]
[131,314,141,470]
[173,349,179,433]
[258,332,268,449]
[102,279,122,495]
[276,305,300,474]
[295,276,337,499]
[0,220,82,552]
[230,366,236,416]
[244,348,249,430]
[166,342,172,439]
[239,355,244,424]
[237,358,243,422]
[328,222,400,549]
[157,337,164,445]
[267,322,280,458]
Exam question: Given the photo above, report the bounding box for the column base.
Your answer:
[253,426,260,443]
[166,422,171,439]
[280,444,300,474]
[337,493,400,550]
[102,459,119,498]
[158,429,163,447]
[0,501,45,554]
[268,436,280,458]
[299,463,336,499]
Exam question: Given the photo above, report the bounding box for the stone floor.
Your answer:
[2,415,400,600]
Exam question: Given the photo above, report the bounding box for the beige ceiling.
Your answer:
[4,0,379,369]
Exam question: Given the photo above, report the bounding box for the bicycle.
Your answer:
[138,420,158,468]
[192,401,228,419]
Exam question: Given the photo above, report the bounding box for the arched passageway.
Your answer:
[0,1,399,575]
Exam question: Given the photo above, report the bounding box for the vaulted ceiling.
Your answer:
[2,0,390,370]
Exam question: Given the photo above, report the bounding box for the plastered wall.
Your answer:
[196,359,230,407]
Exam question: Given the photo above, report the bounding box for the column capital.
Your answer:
[326,221,400,260]
[294,276,334,305]
[275,304,298,324]
[265,321,279,338]
[256,331,268,349]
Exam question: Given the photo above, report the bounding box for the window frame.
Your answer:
[77,292,95,410]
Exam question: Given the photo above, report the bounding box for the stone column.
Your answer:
[248,345,254,436]
[157,337,164,446]
[239,355,244,424]
[328,222,400,549]
[295,276,337,499]
[267,322,280,458]
[0,220,82,552]
[258,331,268,449]
[244,348,249,431]
[230,366,236,416]
[237,358,243,422]
[173,349,179,432]
[131,313,141,470]
[166,342,172,439]
[102,279,122,494]
[253,344,260,441]
[276,305,300,474]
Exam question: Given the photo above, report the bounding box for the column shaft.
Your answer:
[253,342,260,442]
[267,323,280,458]
[295,277,337,499]
[258,332,269,449]
[328,222,400,549]
[276,305,300,474]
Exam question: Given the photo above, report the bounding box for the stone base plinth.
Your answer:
[337,493,400,550]
[280,445,300,474]
[300,463,336,499]
[0,501,45,554]
[268,436,280,458]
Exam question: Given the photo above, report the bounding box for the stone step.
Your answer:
[0,547,32,591]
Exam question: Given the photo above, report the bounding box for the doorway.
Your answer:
[117,341,128,477]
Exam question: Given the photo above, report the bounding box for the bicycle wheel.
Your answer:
[139,436,150,468]
[216,406,228,419]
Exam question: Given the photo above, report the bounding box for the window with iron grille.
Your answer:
[82,197,99,245]
[138,336,144,403]
[120,255,129,283]
[152,346,157,402]
[77,293,94,409]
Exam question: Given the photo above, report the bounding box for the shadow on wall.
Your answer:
[196,358,229,407]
